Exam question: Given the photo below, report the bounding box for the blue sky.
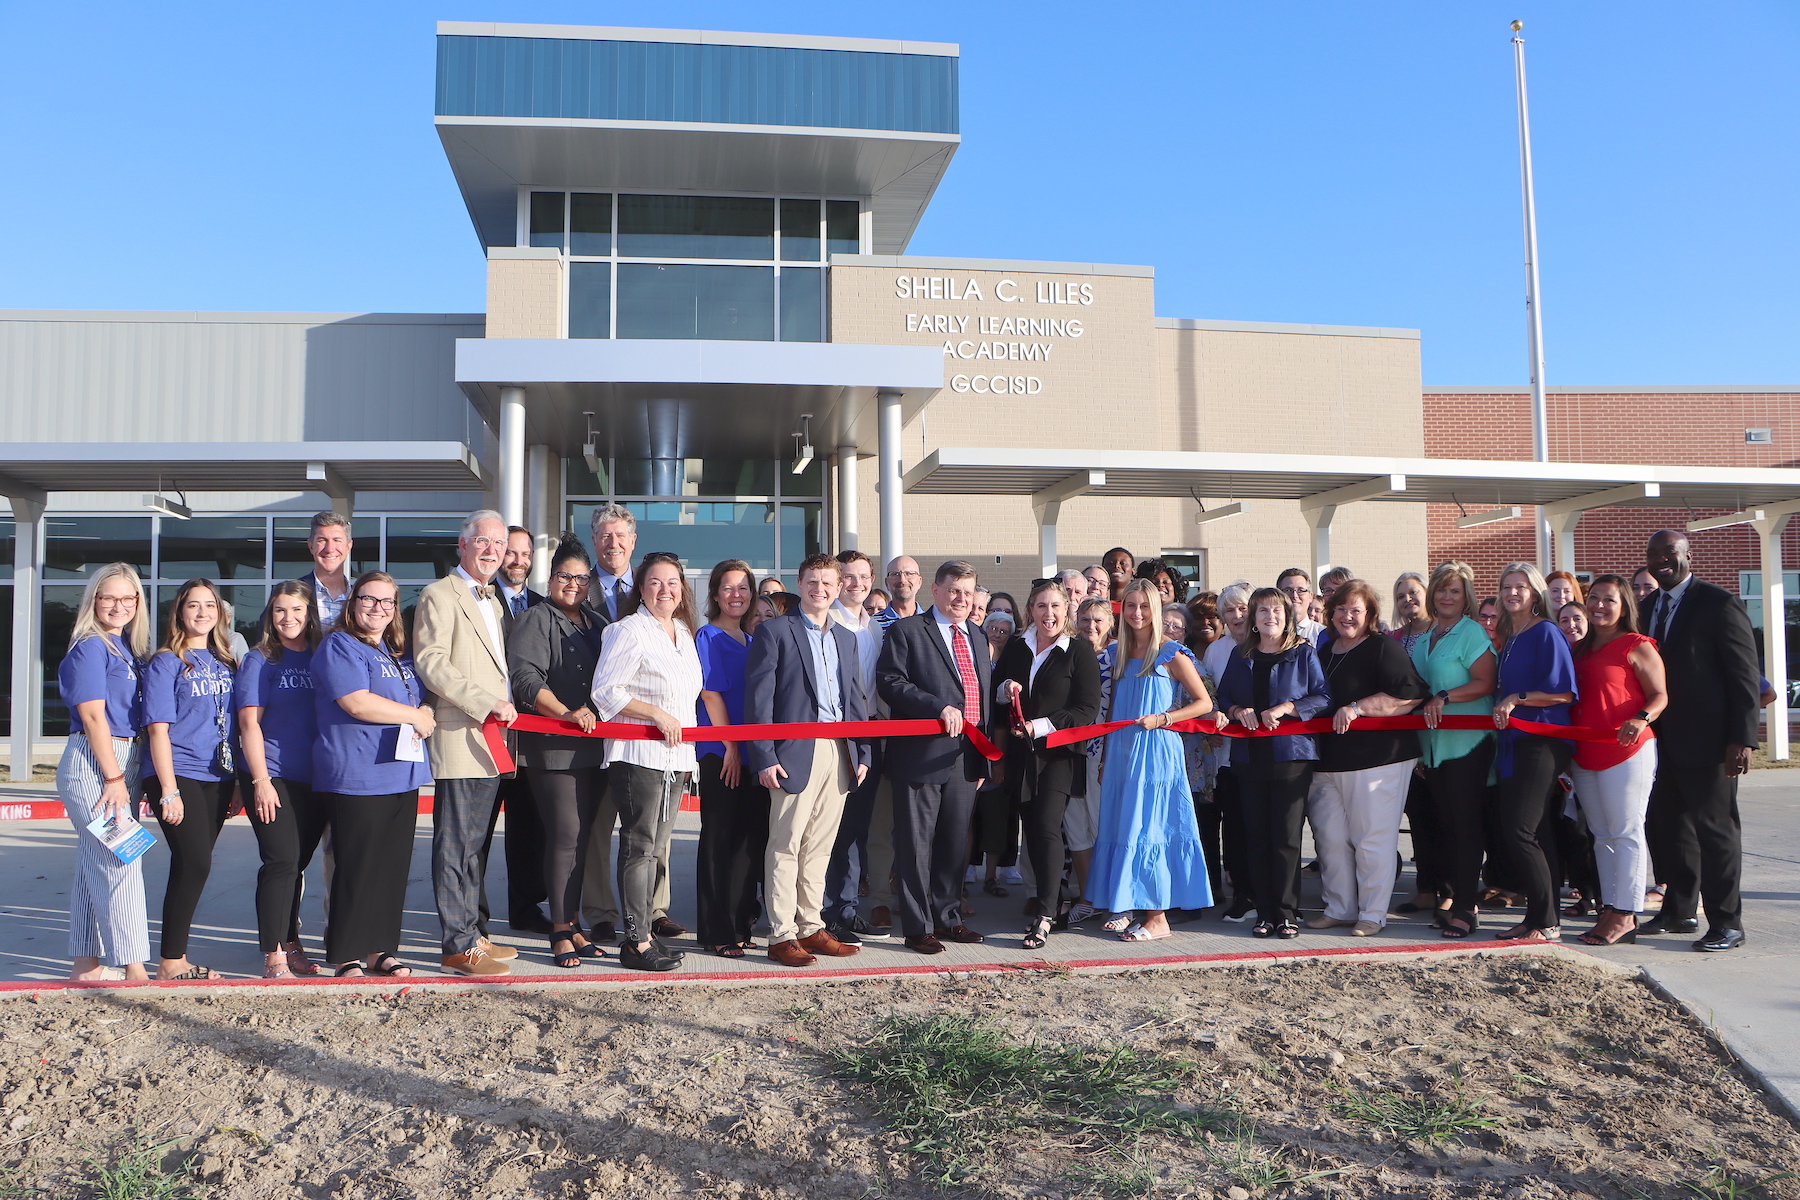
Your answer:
[3,2,1795,384]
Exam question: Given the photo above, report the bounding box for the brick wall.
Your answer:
[485,255,564,339]
[1424,390,1800,595]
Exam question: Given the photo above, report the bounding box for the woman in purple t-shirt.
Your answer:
[311,571,435,978]
[56,563,152,981]
[141,578,240,981]
[236,580,324,978]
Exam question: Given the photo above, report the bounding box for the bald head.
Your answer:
[884,555,922,610]
[1646,529,1692,591]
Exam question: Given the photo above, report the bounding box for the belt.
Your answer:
[72,731,138,743]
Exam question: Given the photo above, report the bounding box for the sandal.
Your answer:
[161,963,219,981]
[1119,924,1171,943]
[983,878,1010,898]
[1067,900,1099,925]
[1102,912,1136,933]
[1496,924,1560,943]
[551,931,584,969]
[262,961,295,980]
[1251,919,1276,939]
[334,962,366,978]
[1439,909,1478,939]
[709,944,747,959]
[1275,920,1301,940]
[1022,915,1053,951]
[368,953,412,977]
[284,943,322,976]
[1579,908,1638,946]
[1395,893,1438,914]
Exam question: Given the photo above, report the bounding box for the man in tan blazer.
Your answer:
[413,509,519,976]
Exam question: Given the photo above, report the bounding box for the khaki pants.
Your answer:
[764,740,853,944]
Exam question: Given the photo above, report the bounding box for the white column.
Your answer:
[1028,471,1102,580]
[9,496,44,783]
[1756,514,1792,760]
[305,462,354,519]
[498,386,527,528]
[1553,510,1581,575]
[1035,501,1061,579]
[525,443,554,592]
[836,445,859,552]
[1302,505,1335,585]
[877,389,904,565]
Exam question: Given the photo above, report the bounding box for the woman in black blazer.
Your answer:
[996,579,1102,948]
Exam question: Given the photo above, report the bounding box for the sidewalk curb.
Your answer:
[1636,966,1800,1131]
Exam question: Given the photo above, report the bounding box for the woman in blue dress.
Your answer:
[1090,579,1217,941]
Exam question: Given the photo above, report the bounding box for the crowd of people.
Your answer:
[55,508,1761,980]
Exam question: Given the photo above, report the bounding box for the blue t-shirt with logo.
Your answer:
[236,647,318,785]
[141,648,238,781]
[57,633,143,740]
[311,631,431,796]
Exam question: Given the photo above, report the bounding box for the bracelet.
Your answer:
[252,777,272,785]
[102,773,124,785]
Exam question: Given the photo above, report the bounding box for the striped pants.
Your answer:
[58,733,148,967]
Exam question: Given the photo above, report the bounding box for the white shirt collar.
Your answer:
[453,565,494,592]
[597,566,633,588]
[1024,625,1071,655]
[1661,573,1695,607]
[831,598,871,630]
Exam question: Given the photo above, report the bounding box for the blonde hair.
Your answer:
[1497,561,1552,639]
[70,563,151,660]
[160,578,240,671]
[1024,579,1074,639]
[1114,578,1166,681]
[1426,561,1479,622]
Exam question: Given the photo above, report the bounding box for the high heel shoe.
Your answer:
[1022,914,1053,951]
[1579,908,1638,946]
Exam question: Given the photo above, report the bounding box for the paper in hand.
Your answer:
[86,812,154,866]
[395,723,426,762]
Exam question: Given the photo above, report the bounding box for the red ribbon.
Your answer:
[1043,712,1630,750]
[482,711,1002,774]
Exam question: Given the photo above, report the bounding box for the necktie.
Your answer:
[950,624,982,725]
[1655,593,1673,642]
[613,578,628,619]
[511,592,526,616]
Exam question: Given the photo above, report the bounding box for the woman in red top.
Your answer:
[1568,574,1668,946]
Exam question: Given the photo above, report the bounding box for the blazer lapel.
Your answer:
[790,619,822,707]
[921,607,961,681]
[454,581,507,676]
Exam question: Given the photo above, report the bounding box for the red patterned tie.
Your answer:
[950,624,982,725]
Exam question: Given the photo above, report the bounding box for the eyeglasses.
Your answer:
[467,536,504,550]
[889,570,922,580]
[354,595,398,611]
[95,594,140,607]
[551,572,592,586]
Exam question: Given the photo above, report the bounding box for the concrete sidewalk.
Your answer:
[3,770,1796,1114]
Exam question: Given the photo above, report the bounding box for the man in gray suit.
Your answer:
[876,559,993,954]
[744,554,872,967]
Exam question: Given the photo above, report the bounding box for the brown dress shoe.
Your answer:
[766,940,817,967]
[441,947,511,976]
[904,934,946,954]
[798,930,860,958]
[478,938,518,961]
[935,925,984,944]
[869,905,892,930]
[652,916,688,939]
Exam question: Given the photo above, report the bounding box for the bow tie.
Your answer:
[473,585,495,602]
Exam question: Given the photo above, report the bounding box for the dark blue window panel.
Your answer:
[437,36,958,135]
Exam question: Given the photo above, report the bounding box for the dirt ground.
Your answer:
[1,950,1795,1199]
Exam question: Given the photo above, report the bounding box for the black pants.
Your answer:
[320,791,418,965]
[481,773,548,928]
[1213,766,1250,901]
[1192,793,1224,905]
[613,763,684,944]
[694,753,771,946]
[1423,739,1495,915]
[1494,735,1573,930]
[1647,763,1743,930]
[1019,773,1074,920]
[894,777,978,936]
[244,777,326,952]
[530,765,605,927]
[1403,770,1441,896]
[1237,761,1312,922]
[970,777,1021,866]
[148,775,233,960]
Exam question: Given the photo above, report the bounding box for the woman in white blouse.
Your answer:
[589,552,703,973]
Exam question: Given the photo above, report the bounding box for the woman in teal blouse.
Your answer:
[1412,561,1498,939]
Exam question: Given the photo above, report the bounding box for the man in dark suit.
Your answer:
[484,526,552,935]
[876,559,992,954]
[744,554,873,966]
[1638,529,1760,951]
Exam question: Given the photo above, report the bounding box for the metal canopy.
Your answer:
[903,447,1800,510]
[435,119,958,256]
[0,442,489,498]
[456,338,943,460]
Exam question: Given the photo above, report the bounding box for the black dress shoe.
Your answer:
[934,925,984,944]
[1639,915,1700,935]
[823,922,863,945]
[617,941,681,972]
[1694,928,1746,952]
[509,907,556,936]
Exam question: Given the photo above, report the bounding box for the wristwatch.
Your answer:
[1634,709,1651,721]
[1516,692,1529,702]
[1435,689,1450,702]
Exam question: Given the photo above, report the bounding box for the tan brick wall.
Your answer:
[485,258,564,339]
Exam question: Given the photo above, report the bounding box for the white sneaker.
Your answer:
[964,865,980,883]
[998,867,1024,885]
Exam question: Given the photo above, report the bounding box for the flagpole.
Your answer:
[1512,20,1551,570]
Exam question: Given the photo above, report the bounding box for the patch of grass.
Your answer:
[1207,1137,1343,1193]
[783,1003,821,1023]
[84,1139,206,1200]
[1332,1084,1501,1144]
[1681,1166,1797,1199]
[1062,1144,1161,1199]
[827,1013,1238,1184]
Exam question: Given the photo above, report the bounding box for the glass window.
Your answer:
[827,200,860,257]
[569,262,611,339]
[780,199,821,261]
[565,456,609,497]
[529,191,565,250]
[0,519,12,581]
[569,501,776,571]
[782,456,823,497]
[570,192,612,256]
[272,516,378,579]
[157,516,267,581]
[780,268,823,342]
[618,195,774,260]
[44,517,151,580]
[384,517,466,580]
[0,586,10,735]
[40,585,86,736]
[779,504,822,570]
[612,459,774,497]
[616,264,774,341]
